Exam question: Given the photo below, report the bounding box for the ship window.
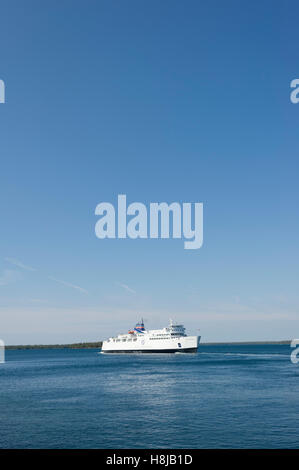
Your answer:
[133,338,137,341]
[122,339,126,342]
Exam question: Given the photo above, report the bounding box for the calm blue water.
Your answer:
[0,344,298,449]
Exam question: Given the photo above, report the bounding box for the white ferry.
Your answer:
[101,319,200,353]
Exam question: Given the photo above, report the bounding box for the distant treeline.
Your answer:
[201,340,291,345]
[6,342,103,350]
[5,340,291,350]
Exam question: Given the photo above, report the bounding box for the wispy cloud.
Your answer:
[48,277,88,294]
[0,269,22,286]
[5,258,36,272]
[116,282,136,294]
[4,256,88,296]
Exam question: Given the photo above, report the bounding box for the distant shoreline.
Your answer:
[6,342,103,350]
[5,340,291,350]
[201,340,291,345]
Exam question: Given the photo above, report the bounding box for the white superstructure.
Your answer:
[101,319,200,353]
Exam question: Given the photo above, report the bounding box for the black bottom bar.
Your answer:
[0,449,297,468]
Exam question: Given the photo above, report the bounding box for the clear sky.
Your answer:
[0,0,298,344]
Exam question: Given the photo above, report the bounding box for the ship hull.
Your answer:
[101,347,198,354]
[101,335,200,354]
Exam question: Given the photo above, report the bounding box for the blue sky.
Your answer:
[0,0,298,343]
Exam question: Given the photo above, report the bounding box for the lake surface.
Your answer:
[0,344,298,448]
